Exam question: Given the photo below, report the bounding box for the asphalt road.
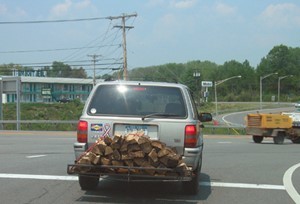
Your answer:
[0,131,299,204]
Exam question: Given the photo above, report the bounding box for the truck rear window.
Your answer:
[87,84,186,117]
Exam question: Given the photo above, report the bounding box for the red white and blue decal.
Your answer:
[91,124,103,132]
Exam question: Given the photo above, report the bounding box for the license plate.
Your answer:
[114,124,158,139]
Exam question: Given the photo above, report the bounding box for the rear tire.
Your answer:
[79,175,99,190]
[273,132,285,144]
[253,135,263,143]
[291,137,300,144]
[182,156,202,195]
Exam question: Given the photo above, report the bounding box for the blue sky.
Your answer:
[0,0,299,76]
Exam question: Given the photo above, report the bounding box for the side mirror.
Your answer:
[199,112,213,122]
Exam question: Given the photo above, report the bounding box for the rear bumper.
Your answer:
[182,145,203,170]
[74,142,87,160]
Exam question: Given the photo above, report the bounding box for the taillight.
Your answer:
[77,120,88,143]
[184,125,199,148]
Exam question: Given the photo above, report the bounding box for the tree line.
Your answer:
[1,44,300,102]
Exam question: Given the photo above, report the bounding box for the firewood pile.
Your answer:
[73,131,190,177]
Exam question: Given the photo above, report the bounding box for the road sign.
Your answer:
[201,81,213,87]
[41,88,51,96]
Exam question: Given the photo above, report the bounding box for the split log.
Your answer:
[129,150,144,158]
[151,140,166,150]
[127,143,141,152]
[100,156,111,165]
[121,153,132,160]
[105,146,114,155]
[112,160,124,166]
[112,149,121,160]
[140,142,152,154]
[148,148,158,163]
[104,136,113,146]
[111,134,123,150]
[175,163,189,176]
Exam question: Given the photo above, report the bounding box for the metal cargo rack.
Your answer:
[67,163,193,182]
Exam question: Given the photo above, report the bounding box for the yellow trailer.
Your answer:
[246,113,293,144]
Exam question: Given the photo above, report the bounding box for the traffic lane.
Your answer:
[0,178,78,204]
[0,131,76,175]
[203,135,299,185]
[203,135,299,203]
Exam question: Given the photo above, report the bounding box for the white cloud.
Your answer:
[50,0,93,17]
[214,2,236,15]
[74,0,91,10]
[0,4,26,18]
[50,0,72,17]
[260,3,300,27]
[146,0,166,8]
[0,4,8,15]
[152,13,178,41]
[171,0,197,9]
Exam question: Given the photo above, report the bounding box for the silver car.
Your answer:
[70,81,212,194]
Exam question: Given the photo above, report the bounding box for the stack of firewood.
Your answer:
[75,131,190,177]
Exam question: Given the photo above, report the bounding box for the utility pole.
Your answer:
[88,54,102,86]
[110,13,137,81]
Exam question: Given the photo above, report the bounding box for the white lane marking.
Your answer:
[0,173,285,190]
[283,163,300,204]
[201,181,285,190]
[218,142,232,144]
[0,174,78,181]
[26,155,47,159]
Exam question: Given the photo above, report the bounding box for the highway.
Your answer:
[0,131,299,204]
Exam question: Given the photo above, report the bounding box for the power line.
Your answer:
[0,16,113,25]
[0,58,122,66]
[0,44,121,54]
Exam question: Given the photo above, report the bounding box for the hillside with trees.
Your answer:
[121,44,300,103]
[1,44,300,102]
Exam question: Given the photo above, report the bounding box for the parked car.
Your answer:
[57,98,71,103]
[69,81,212,194]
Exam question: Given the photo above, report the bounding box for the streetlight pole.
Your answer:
[278,75,293,104]
[214,75,241,116]
[259,72,278,109]
[0,76,3,130]
[193,72,201,105]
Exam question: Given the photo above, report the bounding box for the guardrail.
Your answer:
[0,120,247,135]
[0,120,78,131]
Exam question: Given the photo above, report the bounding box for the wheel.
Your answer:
[79,175,99,190]
[291,137,300,144]
[253,135,263,143]
[182,156,202,195]
[273,132,285,144]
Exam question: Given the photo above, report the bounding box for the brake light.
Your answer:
[184,125,198,148]
[77,120,88,143]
